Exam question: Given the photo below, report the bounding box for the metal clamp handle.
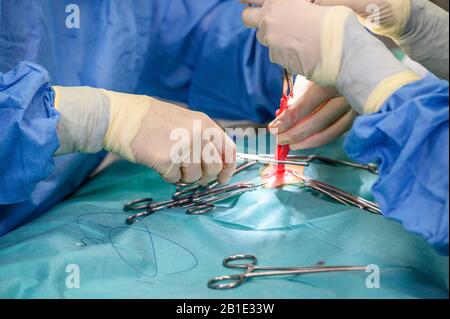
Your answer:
[123,198,153,212]
[207,274,246,290]
[223,254,257,268]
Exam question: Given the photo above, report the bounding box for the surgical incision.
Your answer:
[260,164,305,189]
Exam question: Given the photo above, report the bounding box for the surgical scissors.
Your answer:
[208,254,367,290]
[259,154,379,174]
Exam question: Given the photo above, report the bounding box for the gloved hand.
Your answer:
[241,0,329,83]
[269,82,357,150]
[52,86,236,185]
[314,0,449,80]
[241,0,420,114]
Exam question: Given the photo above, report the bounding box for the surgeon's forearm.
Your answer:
[396,0,449,80]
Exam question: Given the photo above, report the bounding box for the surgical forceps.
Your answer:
[260,154,379,174]
[292,171,381,215]
[123,162,261,223]
[208,254,367,290]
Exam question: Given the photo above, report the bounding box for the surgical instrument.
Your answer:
[124,162,257,212]
[124,197,192,224]
[124,162,262,224]
[292,171,381,215]
[260,154,379,174]
[187,183,263,215]
[125,180,263,223]
[249,0,294,178]
[172,161,259,201]
[236,153,309,167]
[208,254,367,290]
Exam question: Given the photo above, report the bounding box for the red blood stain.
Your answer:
[274,92,293,181]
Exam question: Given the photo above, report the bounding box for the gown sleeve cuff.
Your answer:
[0,62,60,204]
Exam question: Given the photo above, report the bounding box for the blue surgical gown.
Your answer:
[0,0,282,235]
[345,74,449,255]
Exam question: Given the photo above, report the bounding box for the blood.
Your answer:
[274,92,293,181]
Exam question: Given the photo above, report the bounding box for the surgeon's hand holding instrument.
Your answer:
[241,0,421,115]
[52,86,237,186]
[246,2,296,182]
[208,254,367,289]
[268,81,358,151]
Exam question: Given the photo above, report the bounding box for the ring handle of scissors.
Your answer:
[126,209,156,225]
[123,198,153,212]
[207,274,246,290]
[175,180,201,188]
[186,204,216,215]
[223,254,257,269]
[174,162,258,201]
[172,186,202,200]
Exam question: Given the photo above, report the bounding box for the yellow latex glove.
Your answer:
[269,81,357,150]
[52,86,236,185]
[314,0,449,80]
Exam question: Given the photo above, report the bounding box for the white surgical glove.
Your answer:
[52,86,236,185]
[314,0,449,80]
[241,0,421,114]
[268,82,357,150]
[242,0,325,82]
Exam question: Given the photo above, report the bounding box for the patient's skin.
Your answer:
[261,164,305,189]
